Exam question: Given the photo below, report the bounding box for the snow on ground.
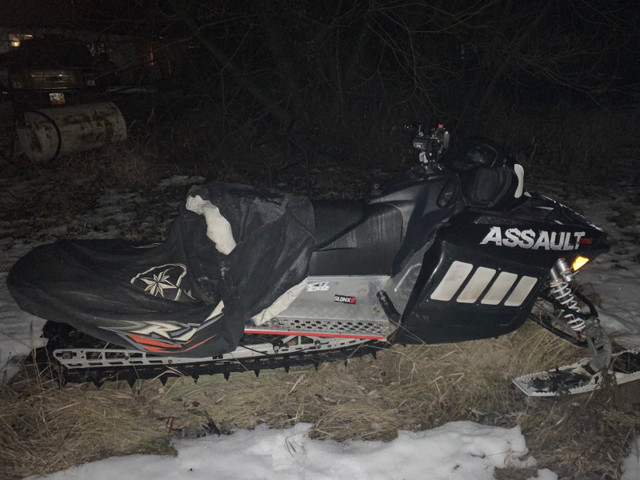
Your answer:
[24,422,542,480]
[18,422,640,480]
[568,180,640,347]
[0,277,47,383]
[621,436,640,480]
[1,172,639,479]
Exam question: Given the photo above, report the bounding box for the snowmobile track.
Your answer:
[39,321,387,386]
[57,342,384,387]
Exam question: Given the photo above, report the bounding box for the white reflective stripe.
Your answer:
[456,267,497,303]
[205,300,225,320]
[251,279,307,325]
[480,272,518,305]
[430,261,473,301]
[504,276,538,307]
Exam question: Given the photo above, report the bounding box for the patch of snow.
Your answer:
[0,273,47,384]
[527,469,558,480]
[621,435,640,480]
[569,180,640,346]
[23,422,541,480]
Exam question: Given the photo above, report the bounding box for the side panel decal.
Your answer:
[430,261,474,301]
[429,262,539,308]
[456,267,497,304]
[480,272,518,305]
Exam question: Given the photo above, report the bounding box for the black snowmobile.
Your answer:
[8,124,639,395]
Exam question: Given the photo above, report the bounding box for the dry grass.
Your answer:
[53,139,164,191]
[0,378,173,479]
[2,322,638,479]
[1,139,164,227]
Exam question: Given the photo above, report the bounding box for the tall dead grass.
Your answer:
[0,378,173,480]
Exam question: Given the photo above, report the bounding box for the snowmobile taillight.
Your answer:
[572,256,589,272]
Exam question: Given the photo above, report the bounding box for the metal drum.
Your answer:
[16,101,127,162]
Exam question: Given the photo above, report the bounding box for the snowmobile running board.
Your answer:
[244,316,395,340]
[512,347,640,396]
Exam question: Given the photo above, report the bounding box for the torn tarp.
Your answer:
[7,182,314,357]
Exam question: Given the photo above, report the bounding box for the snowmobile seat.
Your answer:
[312,199,366,248]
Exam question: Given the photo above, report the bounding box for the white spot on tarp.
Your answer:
[205,281,307,327]
[205,300,225,320]
[185,195,237,255]
[251,279,307,326]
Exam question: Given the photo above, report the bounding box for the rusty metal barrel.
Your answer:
[16,101,127,162]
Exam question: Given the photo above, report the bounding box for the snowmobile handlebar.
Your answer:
[407,123,450,171]
[391,122,450,169]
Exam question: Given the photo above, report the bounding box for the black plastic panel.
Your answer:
[396,238,547,344]
[312,199,366,247]
[309,203,403,275]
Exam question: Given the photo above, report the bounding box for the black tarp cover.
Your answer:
[7,182,314,357]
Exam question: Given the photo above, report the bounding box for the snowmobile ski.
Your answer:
[512,347,640,396]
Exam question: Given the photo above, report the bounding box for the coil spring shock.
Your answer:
[549,258,586,332]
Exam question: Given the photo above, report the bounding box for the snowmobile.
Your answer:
[7,124,639,395]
